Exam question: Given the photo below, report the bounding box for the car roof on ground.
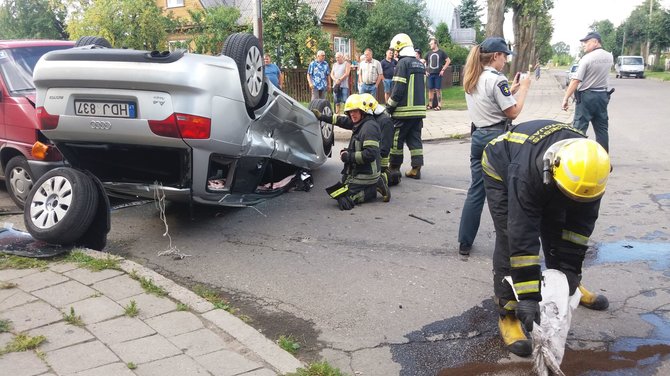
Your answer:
[0,40,75,48]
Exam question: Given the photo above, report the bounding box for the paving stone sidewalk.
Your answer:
[0,250,302,376]
[334,69,574,142]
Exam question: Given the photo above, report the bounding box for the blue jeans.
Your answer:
[383,79,393,94]
[334,87,349,104]
[361,83,377,97]
[457,127,505,247]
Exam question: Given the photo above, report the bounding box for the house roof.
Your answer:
[424,0,459,31]
[199,0,330,23]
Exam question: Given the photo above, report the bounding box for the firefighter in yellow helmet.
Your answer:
[481,119,610,357]
[325,94,390,210]
[386,33,426,184]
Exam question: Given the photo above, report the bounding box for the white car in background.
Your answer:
[565,63,579,86]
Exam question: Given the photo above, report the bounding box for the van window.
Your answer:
[0,46,70,93]
[623,57,643,65]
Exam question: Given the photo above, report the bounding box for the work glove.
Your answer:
[516,299,541,332]
[337,195,355,210]
[340,150,350,163]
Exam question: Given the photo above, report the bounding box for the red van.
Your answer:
[0,40,73,208]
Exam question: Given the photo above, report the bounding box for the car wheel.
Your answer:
[5,156,33,209]
[222,33,264,109]
[24,168,99,245]
[74,36,112,48]
[309,99,334,157]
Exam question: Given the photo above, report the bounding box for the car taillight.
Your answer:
[36,107,59,130]
[148,113,211,139]
[176,113,211,139]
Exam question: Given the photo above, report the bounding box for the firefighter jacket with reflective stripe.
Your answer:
[482,120,602,301]
[341,116,381,185]
[386,56,426,119]
[329,112,393,162]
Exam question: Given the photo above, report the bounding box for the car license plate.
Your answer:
[74,101,136,118]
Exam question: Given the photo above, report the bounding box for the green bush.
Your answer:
[444,43,469,66]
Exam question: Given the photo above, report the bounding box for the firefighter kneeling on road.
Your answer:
[325,94,390,210]
[482,119,611,357]
[313,93,395,186]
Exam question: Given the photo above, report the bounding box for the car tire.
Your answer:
[24,168,99,245]
[309,99,334,157]
[222,33,265,109]
[74,36,112,48]
[5,156,34,210]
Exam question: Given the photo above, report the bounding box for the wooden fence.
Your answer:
[281,65,462,105]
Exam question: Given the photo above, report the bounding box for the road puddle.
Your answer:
[587,241,670,273]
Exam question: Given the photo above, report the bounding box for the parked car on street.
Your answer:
[0,40,73,208]
[615,55,645,78]
[27,33,333,246]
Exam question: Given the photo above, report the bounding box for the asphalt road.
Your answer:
[2,73,670,375]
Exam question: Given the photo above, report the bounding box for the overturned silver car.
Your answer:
[26,33,333,247]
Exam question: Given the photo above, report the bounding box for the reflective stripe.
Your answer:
[410,148,423,156]
[482,150,502,181]
[503,300,517,311]
[390,128,402,155]
[407,74,415,107]
[393,110,427,118]
[390,149,403,155]
[514,280,540,295]
[562,230,589,246]
[387,98,398,107]
[329,185,349,198]
[510,255,541,268]
[380,156,389,167]
[488,132,510,146]
[392,76,407,83]
[355,151,363,164]
[363,140,379,148]
[349,174,380,185]
[507,132,528,144]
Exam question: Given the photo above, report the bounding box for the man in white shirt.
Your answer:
[359,48,383,97]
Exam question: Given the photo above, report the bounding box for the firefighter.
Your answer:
[325,94,390,210]
[482,119,611,357]
[386,33,427,183]
[312,93,395,187]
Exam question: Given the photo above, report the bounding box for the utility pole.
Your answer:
[621,23,626,56]
[645,0,652,65]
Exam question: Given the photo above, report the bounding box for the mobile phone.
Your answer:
[514,72,521,83]
[520,72,528,80]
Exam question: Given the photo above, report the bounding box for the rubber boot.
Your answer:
[388,164,402,186]
[578,284,609,310]
[376,174,391,202]
[405,166,421,179]
[498,314,532,357]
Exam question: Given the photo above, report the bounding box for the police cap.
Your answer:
[480,37,513,55]
[580,31,602,42]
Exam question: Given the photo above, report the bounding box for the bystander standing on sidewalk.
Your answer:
[424,38,451,111]
[330,52,351,114]
[264,54,283,90]
[307,50,330,100]
[381,49,396,102]
[359,48,383,97]
[456,36,531,256]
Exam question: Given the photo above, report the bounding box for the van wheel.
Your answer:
[309,99,334,157]
[5,156,33,209]
[24,168,99,245]
[222,33,264,109]
[74,36,112,48]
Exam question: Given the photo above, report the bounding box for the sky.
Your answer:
[463,0,670,55]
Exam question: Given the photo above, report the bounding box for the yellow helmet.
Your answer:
[389,33,413,51]
[343,94,366,114]
[544,139,610,202]
[360,93,378,115]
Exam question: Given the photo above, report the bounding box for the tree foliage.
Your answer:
[434,22,451,47]
[337,0,430,61]
[552,42,570,55]
[589,20,616,53]
[262,0,332,68]
[67,0,171,50]
[0,0,68,39]
[184,6,242,55]
[459,0,483,29]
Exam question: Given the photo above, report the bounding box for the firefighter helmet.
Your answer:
[389,33,413,52]
[360,93,378,115]
[343,94,366,114]
[545,138,610,202]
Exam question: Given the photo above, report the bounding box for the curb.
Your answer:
[80,249,304,375]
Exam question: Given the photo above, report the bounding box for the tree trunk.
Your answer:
[511,8,538,75]
[486,0,506,38]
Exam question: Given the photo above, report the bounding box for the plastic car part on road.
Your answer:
[24,168,99,244]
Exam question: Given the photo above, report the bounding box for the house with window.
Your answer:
[424,0,476,47]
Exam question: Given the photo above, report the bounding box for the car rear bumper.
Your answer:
[27,160,67,180]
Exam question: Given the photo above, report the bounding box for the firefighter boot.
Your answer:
[578,284,609,310]
[376,175,391,202]
[388,165,402,186]
[405,166,421,179]
[498,314,532,357]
